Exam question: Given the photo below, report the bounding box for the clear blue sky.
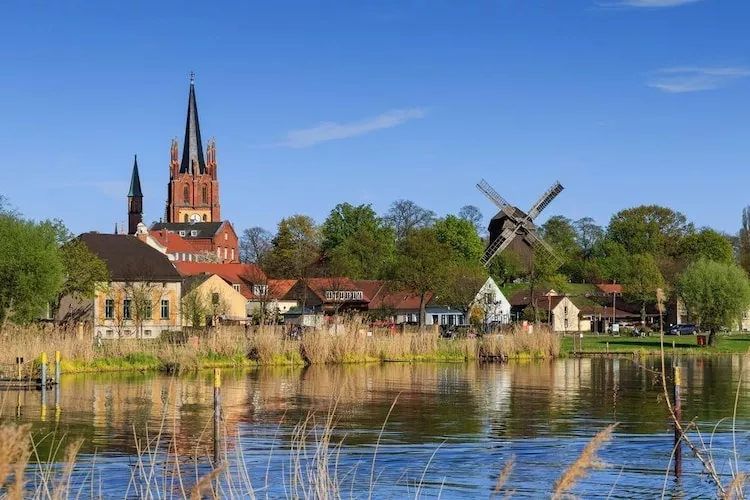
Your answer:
[2,0,748,236]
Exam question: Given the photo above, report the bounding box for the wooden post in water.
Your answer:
[55,351,61,421]
[606,342,609,354]
[214,368,222,465]
[16,357,23,380]
[40,352,48,420]
[674,365,682,478]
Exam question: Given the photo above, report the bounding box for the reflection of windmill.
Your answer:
[477,179,564,268]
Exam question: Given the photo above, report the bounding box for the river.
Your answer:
[4,356,750,498]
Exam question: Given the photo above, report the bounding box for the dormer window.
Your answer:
[232,284,241,292]
[253,285,268,296]
[179,230,186,237]
[190,230,198,237]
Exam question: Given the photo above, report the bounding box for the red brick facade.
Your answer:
[167,139,221,223]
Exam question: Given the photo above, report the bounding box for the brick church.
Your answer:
[125,74,239,263]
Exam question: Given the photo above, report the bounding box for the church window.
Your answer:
[183,185,189,203]
[202,185,208,204]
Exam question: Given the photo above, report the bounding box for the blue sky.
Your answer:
[1,0,748,236]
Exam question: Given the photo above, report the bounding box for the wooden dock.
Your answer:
[0,378,56,391]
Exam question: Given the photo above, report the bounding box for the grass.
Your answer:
[0,323,560,375]
[560,332,750,356]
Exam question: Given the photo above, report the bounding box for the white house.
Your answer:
[467,277,511,325]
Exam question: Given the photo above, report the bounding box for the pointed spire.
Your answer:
[180,73,206,175]
[114,222,118,235]
[128,154,143,197]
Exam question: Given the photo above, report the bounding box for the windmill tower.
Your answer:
[476,179,564,269]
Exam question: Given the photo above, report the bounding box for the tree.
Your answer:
[526,249,567,324]
[439,264,488,320]
[264,215,321,279]
[57,238,109,312]
[458,205,484,234]
[434,215,484,265]
[595,239,631,284]
[574,217,604,260]
[383,199,436,240]
[0,215,64,328]
[240,226,272,266]
[678,228,734,265]
[182,288,210,328]
[321,203,395,279]
[607,205,694,258]
[393,228,456,327]
[540,216,580,259]
[677,259,750,346]
[622,254,664,326]
[488,251,525,286]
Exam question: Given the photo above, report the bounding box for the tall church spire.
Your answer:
[128,155,143,235]
[180,72,206,175]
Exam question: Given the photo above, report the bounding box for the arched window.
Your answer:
[183,185,189,203]
[201,185,208,204]
[183,213,188,223]
[202,214,207,221]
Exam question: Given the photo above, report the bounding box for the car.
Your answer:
[667,324,697,335]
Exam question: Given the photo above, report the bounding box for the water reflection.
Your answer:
[2,356,750,497]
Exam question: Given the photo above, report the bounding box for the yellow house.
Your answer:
[182,273,248,326]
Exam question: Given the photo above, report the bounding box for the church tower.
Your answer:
[166,73,221,223]
[128,155,143,235]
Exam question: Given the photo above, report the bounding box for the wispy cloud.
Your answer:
[276,108,426,149]
[648,66,750,93]
[596,0,704,8]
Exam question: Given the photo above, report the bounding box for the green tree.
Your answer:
[540,216,580,259]
[458,205,484,234]
[393,228,456,327]
[488,251,525,286]
[383,199,436,240]
[434,215,484,265]
[595,239,631,284]
[438,264,488,318]
[574,217,604,260]
[0,215,64,328]
[264,215,321,279]
[739,207,750,274]
[321,203,395,278]
[607,205,694,257]
[622,253,664,325]
[57,238,109,311]
[677,259,750,346]
[526,249,567,323]
[678,228,734,265]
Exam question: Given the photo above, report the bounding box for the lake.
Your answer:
[4,356,750,498]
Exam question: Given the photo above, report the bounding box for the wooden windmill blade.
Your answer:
[481,227,519,267]
[525,181,564,222]
[525,228,562,268]
[477,179,517,219]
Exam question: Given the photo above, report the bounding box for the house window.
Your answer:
[179,230,186,237]
[183,185,189,203]
[106,329,114,337]
[201,185,208,204]
[224,247,228,260]
[143,301,152,320]
[188,254,193,262]
[202,214,207,221]
[564,319,569,328]
[231,248,234,261]
[224,233,228,241]
[216,247,221,258]
[564,306,568,315]
[105,299,114,319]
[233,284,241,292]
[144,330,152,337]
[212,293,219,305]
[253,285,268,296]
[160,300,169,319]
[191,230,198,237]
[123,299,131,320]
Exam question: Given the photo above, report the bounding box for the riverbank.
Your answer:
[560,333,750,356]
[0,325,560,374]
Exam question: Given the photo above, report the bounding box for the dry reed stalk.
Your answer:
[51,438,83,500]
[0,423,32,499]
[552,423,618,499]
[724,473,746,500]
[493,458,514,496]
[189,464,227,500]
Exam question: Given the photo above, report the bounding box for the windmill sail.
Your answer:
[477,179,516,219]
[481,227,518,267]
[525,228,562,268]
[526,181,564,222]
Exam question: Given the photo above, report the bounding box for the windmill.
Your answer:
[476,179,564,269]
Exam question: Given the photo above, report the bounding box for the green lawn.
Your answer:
[560,333,750,355]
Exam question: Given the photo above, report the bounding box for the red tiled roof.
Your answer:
[175,262,267,299]
[596,283,622,295]
[268,279,297,300]
[354,280,387,303]
[303,277,370,302]
[353,281,431,311]
[149,230,199,254]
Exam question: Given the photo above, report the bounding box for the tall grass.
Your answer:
[0,323,561,375]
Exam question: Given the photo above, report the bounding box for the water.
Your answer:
[4,356,750,498]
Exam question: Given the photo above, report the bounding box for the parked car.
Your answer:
[667,324,698,335]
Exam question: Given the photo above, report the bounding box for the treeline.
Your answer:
[241,200,750,332]
[0,195,108,328]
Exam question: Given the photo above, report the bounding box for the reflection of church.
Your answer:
[124,74,239,262]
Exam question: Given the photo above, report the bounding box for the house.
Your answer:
[267,279,299,316]
[282,307,324,327]
[55,233,183,339]
[174,262,267,317]
[182,273,248,326]
[509,288,581,332]
[150,221,239,263]
[468,277,511,325]
[147,228,202,262]
[281,277,370,314]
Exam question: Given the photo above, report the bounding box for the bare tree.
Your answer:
[458,205,484,234]
[240,226,273,266]
[384,199,436,240]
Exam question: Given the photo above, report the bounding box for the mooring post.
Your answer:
[16,357,23,380]
[40,352,48,420]
[214,368,222,465]
[672,340,675,350]
[55,351,61,420]
[674,365,682,478]
[55,351,61,385]
[606,342,609,354]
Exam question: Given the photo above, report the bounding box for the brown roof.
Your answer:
[596,283,623,295]
[175,262,267,299]
[304,277,371,302]
[509,288,559,307]
[579,305,638,319]
[353,280,431,311]
[79,233,181,282]
[268,279,297,299]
